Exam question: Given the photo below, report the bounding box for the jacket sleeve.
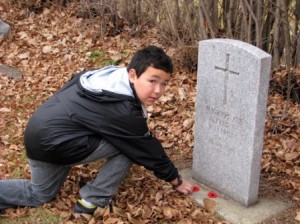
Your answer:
[92,106,179,182]
[102,131,179,182]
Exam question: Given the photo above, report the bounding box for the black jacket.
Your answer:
[24,67,178,182]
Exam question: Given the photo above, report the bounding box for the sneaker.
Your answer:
[73,199,97,215]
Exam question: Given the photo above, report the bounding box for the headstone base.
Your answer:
[180,168,288,224]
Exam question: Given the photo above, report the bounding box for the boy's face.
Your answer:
[129,66,170,106]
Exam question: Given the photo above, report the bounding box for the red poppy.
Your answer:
[208,191,218,198]
[193,186,200,192]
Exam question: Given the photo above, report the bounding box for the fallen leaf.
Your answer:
[163,206,173,219]
[183,118,194,129]
[104,217,120,224]
[295,208,300,221]
[178,88,186,101]
[42,45,52,54]
[18,52,29,59]
[126,213,145,224]
[162,141,174,148]
[285,152,298,161]
[155,191,163,204]
[87,217,96,224]
[18,31,28,39]
[0,108,10,112]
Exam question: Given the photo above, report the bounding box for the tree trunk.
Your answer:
[201,0,216,38]
[293,0,300,66]
[198,0,208,40]
[262,1,275,53]
[256,0,263,48]
[240,0,249,41]
[225,0,234,38]
[183,0,194,43]
[295,33,300,66]
[279,0,292,102]
[273,0,281,67]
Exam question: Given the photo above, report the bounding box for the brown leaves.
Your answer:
[285,152,299,162]
[147,71,196,163]
[295,208,300,222]
[0,107,11,113]
[58,166,217,223]
[264,93,300,187]
[263,70,300,209]
[0,0,299,223]
[96,166,216,223]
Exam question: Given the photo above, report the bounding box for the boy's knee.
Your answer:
[32,192,56,205]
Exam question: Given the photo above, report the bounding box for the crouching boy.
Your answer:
[0,45,194,215]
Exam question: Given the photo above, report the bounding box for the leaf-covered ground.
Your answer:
[0,1,299,223]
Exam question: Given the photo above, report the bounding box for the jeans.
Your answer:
[0,139,133,210]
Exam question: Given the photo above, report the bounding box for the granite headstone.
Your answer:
[192,39,272,206]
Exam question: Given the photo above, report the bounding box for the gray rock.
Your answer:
[0,65,24,81]
[0,19,10,38]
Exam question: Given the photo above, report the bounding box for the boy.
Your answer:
[0,46,194,215]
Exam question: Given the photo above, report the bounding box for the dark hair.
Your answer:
[127,45,173,77]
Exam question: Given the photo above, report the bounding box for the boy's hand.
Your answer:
[171,176,194,195]
[175,179,194,195]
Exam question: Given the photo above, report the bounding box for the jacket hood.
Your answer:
[78,66,148,118]
[79,66,134,97]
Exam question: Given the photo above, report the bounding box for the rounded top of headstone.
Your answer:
[199,38,271,59]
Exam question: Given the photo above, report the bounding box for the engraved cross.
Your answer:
[215,54,239,105]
